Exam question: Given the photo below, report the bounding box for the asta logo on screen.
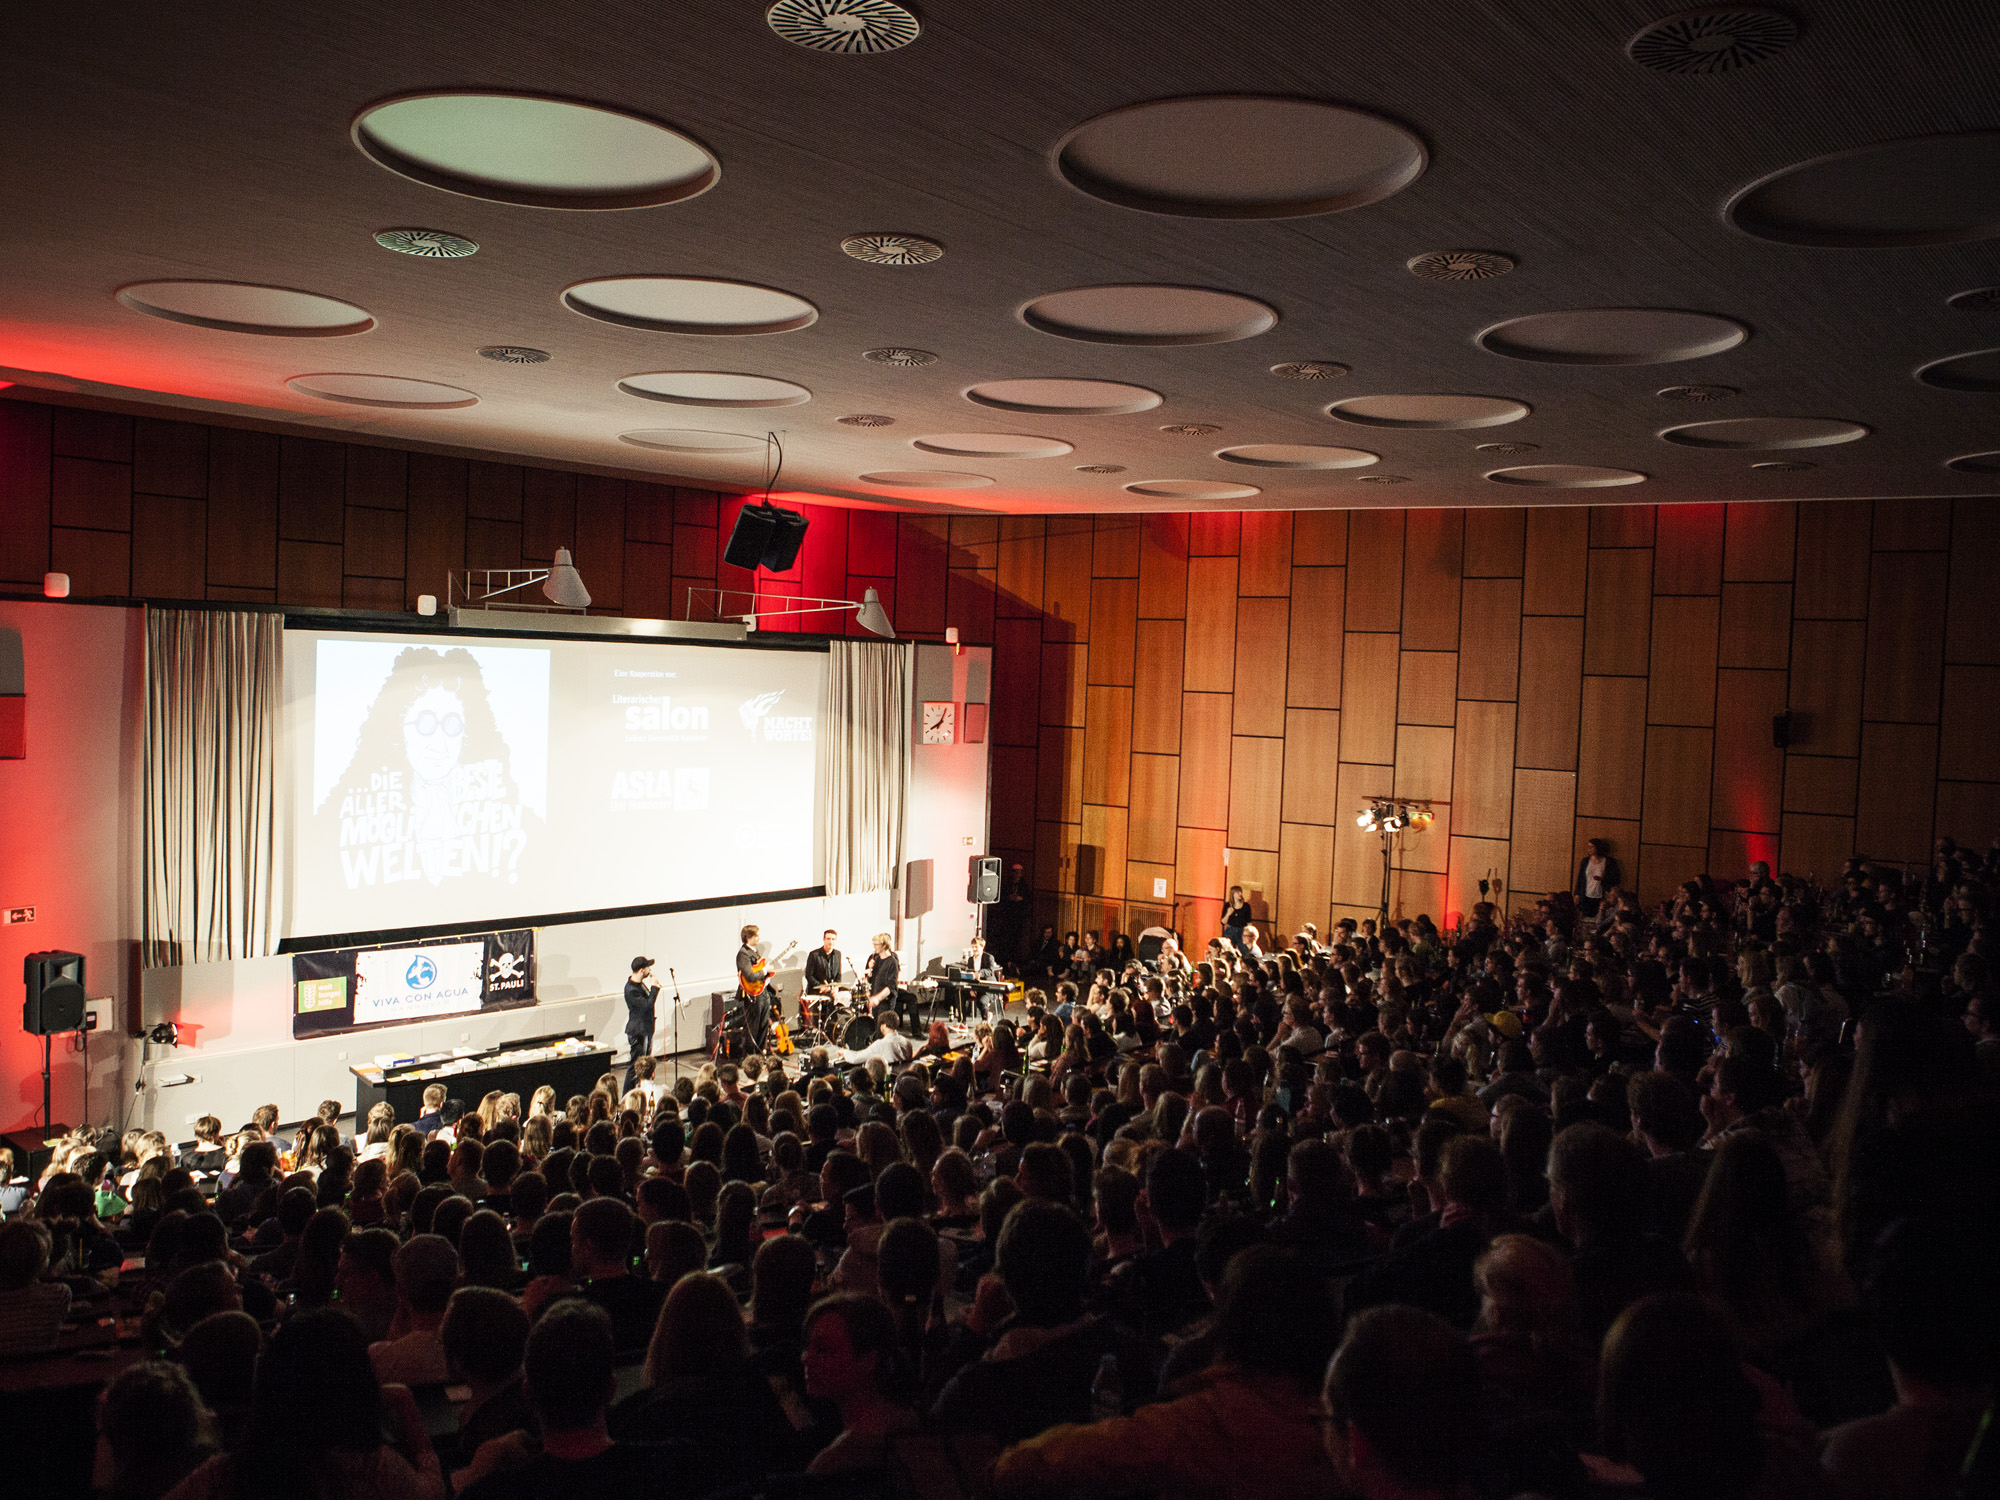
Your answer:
[739,689,812,743]
[405,953,437,990]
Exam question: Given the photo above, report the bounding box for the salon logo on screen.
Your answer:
[738,689,813,744]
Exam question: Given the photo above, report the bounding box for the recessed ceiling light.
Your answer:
[1217,444,1379,469]
[1054,96,1426,219]
[767,0,920,54]
[1123,479,1262,500]
[864,347,937,366]
[859,470,993,489]
[565,277,817,335]
[1076,464,1126,473]
[618,430,767,454]
[839,414,896,426]
[1660,417,1869,449]
[1949,288,2000,313]
[1355,475,1410,484]
[353,92,719,209]
[840,234,943,265]
[1726,131,2000,248]
[1915,349,2000,393]
[1475,441,1539,453]
[117,281,374,337]
[1479,309,1749,364]
[965,378,1162,415]
[1329,394,1530,429]
[1946,452,2000,475]
[1658,384,1739,400]
[1271,362,1348,380]
[912,433,1072,458]
[1407,250,1515,281]
[375,228,478,258]
[1626,8,1798,74]
[1021,285,1278,346]
[478,346,551,364]
[1751,460,1817,472]
[1485,464,1647,488]
[1161,423,1221,437]
[618,371,812,408]
[286,373,478,409]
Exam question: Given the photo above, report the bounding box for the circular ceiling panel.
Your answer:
[1946,452,2000,475]
[1216,443,1379,469]
[1485,465,1647,488]
[117,281,374,336]
[911,433,1074,458]
[1328,394,1529,429]
[965,378,1162,415]
[353,92,718,209]
[1054,96,1426,218]
[1660,417,1869,449]
[617,429,767,453]
[1019,285,1278,345]
[858,471,994,489]
[565,277,817,335]
[1478,309,1748,364]
[1726,131,2000,248]
[1123,479,1263,500]
[1915,349,2000,393]
[286,373,478,408]
[617,371,812,407]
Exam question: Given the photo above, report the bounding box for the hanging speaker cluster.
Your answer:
[724,501,810,571]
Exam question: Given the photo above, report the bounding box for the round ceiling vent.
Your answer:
[1475,441,1539,453]
[1627,8,1799,74]
[1658,384,1739,400]
[375,227,478,258]
[1355,474,1410,484]
[864,346,937,366]
[1751,460,1816,471]
[1407,250,1515,281]
[1271,361,1348,380]
[1161,423,1221,436]
[841,233,943,265]
[1076,463,1126,473]
[1950,288,2000,313]
[839,414,896,426]
[478,345,550,363]
[767,0,919,54]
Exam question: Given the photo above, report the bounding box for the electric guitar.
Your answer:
[740,940,800,997]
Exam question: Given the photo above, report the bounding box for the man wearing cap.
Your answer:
[623,957,659,1090]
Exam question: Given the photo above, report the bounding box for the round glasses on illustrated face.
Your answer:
[407,711,464,736]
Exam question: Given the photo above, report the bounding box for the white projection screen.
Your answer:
[283,628,823,944]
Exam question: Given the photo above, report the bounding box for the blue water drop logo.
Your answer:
[406,954,437,989]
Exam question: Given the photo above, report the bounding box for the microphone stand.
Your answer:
[668,967,685,1080]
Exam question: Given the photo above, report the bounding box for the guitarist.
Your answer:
[735,925,773,1053]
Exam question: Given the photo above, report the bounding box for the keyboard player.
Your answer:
[961,935,1003,1021]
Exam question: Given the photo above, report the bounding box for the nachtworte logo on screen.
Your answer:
[739,689,813,743]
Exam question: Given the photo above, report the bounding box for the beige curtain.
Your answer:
[818,639,914,895]
[142,609,283,965]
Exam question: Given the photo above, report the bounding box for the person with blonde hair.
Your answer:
[1470,1233,1593,1420]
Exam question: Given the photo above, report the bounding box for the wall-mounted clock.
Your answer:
[921,701,955,744]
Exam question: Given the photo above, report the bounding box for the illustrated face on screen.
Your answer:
[403,686,467,783]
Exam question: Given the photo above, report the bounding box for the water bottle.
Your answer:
[1091,1351,1123,1421]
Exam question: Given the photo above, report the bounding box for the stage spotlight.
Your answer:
[1356,808,1378,830]
[1410,807,1435,830]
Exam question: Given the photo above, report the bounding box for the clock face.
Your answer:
[922,701,955,744]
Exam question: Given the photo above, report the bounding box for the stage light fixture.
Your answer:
[541,548,592,609]
[855,587,895,638]
[1356,808,1378,830]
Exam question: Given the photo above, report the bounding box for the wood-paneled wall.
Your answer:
[7,397,1999,943]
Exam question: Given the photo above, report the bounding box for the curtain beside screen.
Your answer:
[818,639,913,896]
[142,609,283,965]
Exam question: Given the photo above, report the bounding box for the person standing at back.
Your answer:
[624,958,659,1091]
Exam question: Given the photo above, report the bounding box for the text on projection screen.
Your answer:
[284,630,821,938]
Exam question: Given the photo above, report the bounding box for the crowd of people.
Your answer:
[4,842,1999,1499]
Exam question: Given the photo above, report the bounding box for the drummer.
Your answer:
[803,929,846,1023]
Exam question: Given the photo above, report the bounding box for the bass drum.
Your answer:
[841,1014,879,1052]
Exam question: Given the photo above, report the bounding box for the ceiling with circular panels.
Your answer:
[8,4,2000,514]
[352,93,719,209]
[1054,96,1426,218]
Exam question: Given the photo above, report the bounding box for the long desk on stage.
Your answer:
[350,1029,617,1122]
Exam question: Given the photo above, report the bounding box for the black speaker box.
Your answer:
[23,950,85,1035]
[723,502,810,571]
[761,506,809,570]
[968,856,1002,904]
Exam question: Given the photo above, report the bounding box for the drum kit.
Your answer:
[795,985,868,1050]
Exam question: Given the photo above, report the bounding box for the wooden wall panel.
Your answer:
[1713,670,1787,834]
[1781,813,1855,881]
[1789,621,1866,757]
[1345,510,1404,631]
[1282,709,1342,824]
[1237,511,1293,596]
[1785,756,1858,816]
[1516,616,1585,770]
[1724,502,1795,581]
[1179,693,1233,829]
[277,540,340,608]
[1947,500,2000,665]
[1183,556,1239,692]
[1129,754,1180,865]
[1279,823,1336,934]
[992,618,1044,747]
[622,540,674,623]
[1857,722,1939,863]
[1511,769,1577,893]
[1939,665,2000,782]
[1458,578,1522,701]
[1392,870,1447,923]
[1578,676,1648,819]
[51,527,129,597]
[1038,520,1090,640]
[1653,504,1723,594]
[1175,827,1228,901]
[1292,509,1348,566]
[1041,641,1086,729]
[1638,845,1707,907]
[1131,620,1184,753]
[1340,633,1400,763]
[1873,498,1951,552]
[131,495,207,599]
[1228,737,1284,851]
[1034,820,1077,894]
[945,566,997,646]
[1077,804,1129,899]
[1464,508,1525,578]
[1720,583,1791,669]
[52,457,129,532]
[1591,505,1655,547]
[1401,510,1464,650]
[995,522,1045,614]
[1187,513,1240,557]
[1794,500,1871,618]
[344,504,405,579]
[1397,651,1457,727]
[405,455,468,606]
[1092,519,1139,578]
[1087,577,1138,686]
[1935,782,2000,850]
[991,747,1038,851]
[1398,802,1451,874]
[1331,763,1396,906]
[1864,551,1946,723]
[1233,597,1289,736]
[1584,548,1654,675]
[1710,829,1781,884]
[1394,724,1455,804]
[1647,595,1720,726]
[1643,726,1713,848]
[1138,514,1189,617]
[1229,848,1280,927]
[1523,508,1588,614]
[134,419,207,501]
[1448,837,1511,925]
[1452,701,1517,839]
[1037,730,1083,824]
[1082,686,1132,806]
[1128,861,1176,907]
[1286,568,1345,708]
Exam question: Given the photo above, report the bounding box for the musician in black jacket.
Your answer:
[736,925,773,1053]
[804,929,846,994]
[623,957,659,1089]
[864,933,900,1018]
[963,935,1003,1022]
